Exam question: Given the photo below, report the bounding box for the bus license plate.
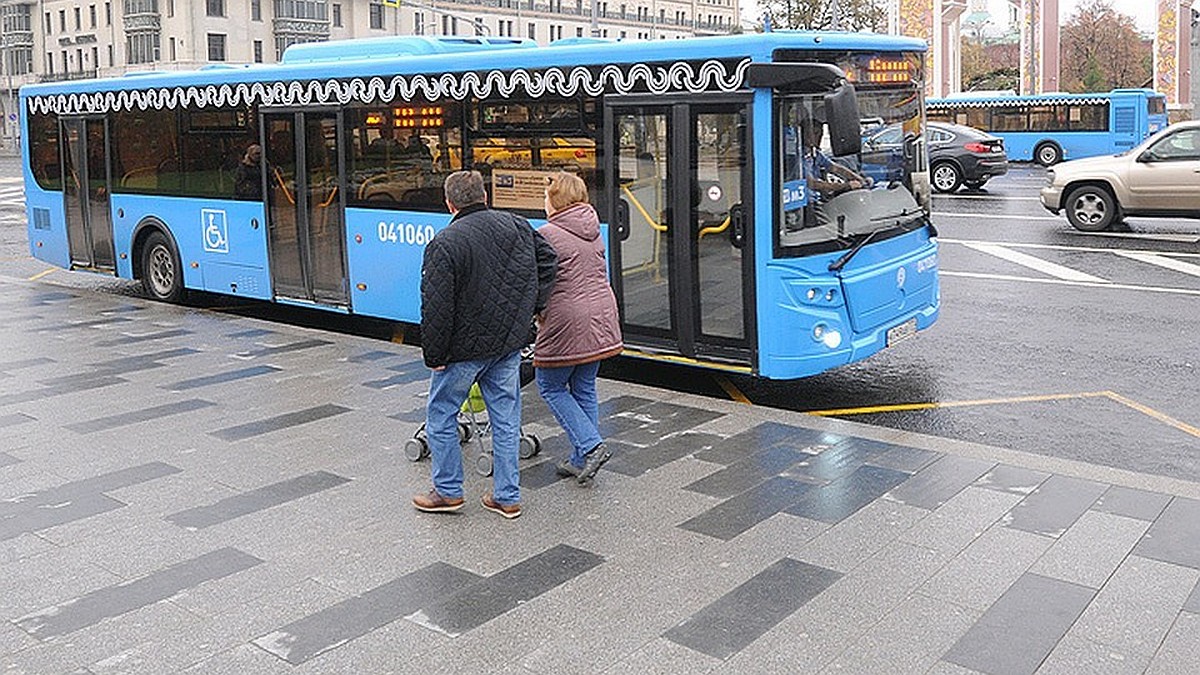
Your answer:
[886,318,918,347]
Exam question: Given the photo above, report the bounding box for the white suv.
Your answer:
[1040,120,1200,231]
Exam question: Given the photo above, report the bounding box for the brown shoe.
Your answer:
[412,488,464,513]
[480,493,521,519]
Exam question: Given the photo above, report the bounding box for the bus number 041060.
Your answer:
[377,221,437,246]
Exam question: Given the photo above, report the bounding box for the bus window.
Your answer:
[28,112,62,191]
[111,107,181,194]
[346,102,463,212]
[179,105,258,199]
[1068,103,1108,131]
[964,108,988,129]
[991,106,1028,132]
[1029,105,1067,131]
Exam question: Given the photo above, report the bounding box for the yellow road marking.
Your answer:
[27,268,55,281]
[1103,391,1200,440]
[714,375,751,405]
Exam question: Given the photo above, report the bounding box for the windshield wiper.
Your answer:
[828,230,879,272]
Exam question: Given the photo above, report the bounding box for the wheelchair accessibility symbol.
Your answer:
[202,209,229,254]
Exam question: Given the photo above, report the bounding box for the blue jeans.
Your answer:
[535,361,602,468]
[425,351,522,505]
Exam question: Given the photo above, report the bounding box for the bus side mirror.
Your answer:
[824,84,862,157]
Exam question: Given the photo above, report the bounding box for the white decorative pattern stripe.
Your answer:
[930,96,1108,109]
[29,59,752,116]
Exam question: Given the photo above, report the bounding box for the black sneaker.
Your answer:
[577,443,612,485]
[555,460,582,478]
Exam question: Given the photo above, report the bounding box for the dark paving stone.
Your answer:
[255,562,483,664]
[1184,579,1200,615]
[606,402,725,446]
[785,464,912,524]
[14,548,263,637]
[0,462,182,518]
[973,464,1051,496]
[887,455,995,510]
[1092,485,1173,522]
[346,350,403,363]
[0,451,18,468]
[786,440,888,484]
[863,442,942,473]
[0,374,128,406]
[684,444,812,499]
[226,328,275,338]
[1133,497,1200,570]
[664,557,842,660]
[162,365,282,391]
[363,368,428,389]
[943,573,1096,675]
[33,315,132,332]
[234,338,333,359]
[98,304,145,314]
[0,412,36,429]
[29,291,77,304]
[83,348,201,375]
[1005,475,1108,538]
[388,408,426,424]
[679,476,814,541]
[407,544,604,637]
[96,328,193,347]
[518,458,567,489]
[385,359,427,373]
[695,422,842,466]
[606,432,724,478]
[209,404,353,442]
[166,471,352,530]
[0,357,55,372]
[65,399,216,434]
[0,491,125,541]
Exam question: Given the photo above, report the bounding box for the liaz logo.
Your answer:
[202,209,228,254]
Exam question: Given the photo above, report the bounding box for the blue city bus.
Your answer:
[21,31,939,380]
[926,88,1169,166]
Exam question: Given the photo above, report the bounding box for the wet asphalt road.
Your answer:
[2,158,1198,483]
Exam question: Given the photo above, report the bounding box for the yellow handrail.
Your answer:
[273,166,295,205]
[620,183,666,232]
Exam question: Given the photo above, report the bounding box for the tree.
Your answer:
[759,0,887,33]
[1060,0,1152,92]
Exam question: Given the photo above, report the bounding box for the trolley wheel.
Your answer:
[474,452,494,477]
[457,422,472,444]
[403,437,428,462]
[518,435,541,459]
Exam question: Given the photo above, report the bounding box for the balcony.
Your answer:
[273,17,331,41]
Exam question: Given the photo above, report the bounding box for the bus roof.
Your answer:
[21,31,927,101]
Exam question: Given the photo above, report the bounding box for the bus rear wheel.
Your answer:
[1035,142,1062,166]
[141,230,185,303]
[1065,185,1117,232]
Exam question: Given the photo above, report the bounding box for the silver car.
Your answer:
[1040,120,1200,231]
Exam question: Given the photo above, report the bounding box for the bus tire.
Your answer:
[141,230,185,303]
[930,162,962,193]
[1034,142,1062,166]
[1065,185,1118,232]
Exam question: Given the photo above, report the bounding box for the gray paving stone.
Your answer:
[0,412,36,429]
[684,444,811,498]
[0,450,18,467]
[1133,497,1200,570]
[1036,634,1150,675]
[1066,555,1200,664]
[64,398,217,434]
[1030,510,1151,589]
[678,476,814,541]
[822,592,979,674]
[694,421,839,466]
[1145,610,1200,675]
[785,464,911,524]
[899,486,1023,558]
[799,498,930,573]
[887,455,995,510]
[920,525,1054,612]
[863,442,942,473]
[664,557,842,660]
[233,338,333,359]
[161,365,282,391]
[208,403,353,442]
[1092,485,1173,522]
[165,471,352,530]
[606,431,724,478]
[601,637,722,675]
[1003,474,1109,538]
[1185,578,1200,614]
[973,464,1049,495]
[943,573,1096,675]
[0,490,125,541]
[0,356,55,371]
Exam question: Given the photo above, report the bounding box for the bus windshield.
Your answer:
[779,86,928,249]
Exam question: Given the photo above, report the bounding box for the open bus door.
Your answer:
[605,98,755,371]
[60,117,115,273]
[262,110,350,308]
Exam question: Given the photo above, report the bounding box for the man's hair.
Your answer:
[546,171,589,212]
[444,171,487,209]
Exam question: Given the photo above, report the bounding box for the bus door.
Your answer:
[60,117,115,272]
[262,110,350,307]
[606,99,754,366]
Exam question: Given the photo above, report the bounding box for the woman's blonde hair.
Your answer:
[546,171,589,213]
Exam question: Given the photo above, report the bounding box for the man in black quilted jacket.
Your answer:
[414,170,557,520]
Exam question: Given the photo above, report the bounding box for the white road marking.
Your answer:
[941,271,1200,297]
[936,212,1060,222]
[1115,252,1200,278]
[933,194,1042,201]
[961,242,1109,283]
[940,237,1200,258]
[1064,229,1200,244]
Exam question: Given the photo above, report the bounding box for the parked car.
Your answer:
[1040,120,1200,231]
[861,121,1008,193]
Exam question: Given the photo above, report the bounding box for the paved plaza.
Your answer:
[0,274,1198,674]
